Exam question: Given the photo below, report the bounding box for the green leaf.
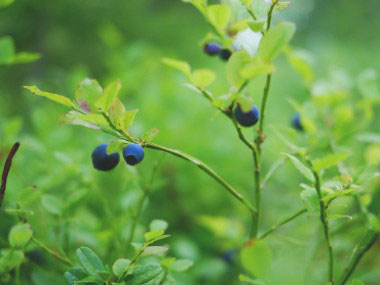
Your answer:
[149,219,168,231]
[248,19,266,33]
[24,86,74,107]
[75,276,98,284]
[240,0,252,8]
[108,97,126,125]
[161,58,191,79]
[124,264,162,284]
[313,152,349,172]
[240,58,275,79]
[241,240,272,280]
[0,36,14,64]
[182,0,207,15]
[0,249,24,272]
[191,69,216,89]
[107,140,126,155]
[11,52,41,64]
[120,109,138,132]
[142,246,168,256]
[75,78,103,112]
[41,194,64,215]
[284,47,314,86]
[64,267,88,285]
[76,247,104,280]
[141,128,159,143]
[258,22,296,62]
[95,79,122,111]
[144,229,164,242]
[206,5,231,35]
[284,154,314,182]
[169,259,194,272]
[0,0,14,8]
[300,188,319,215]
[239,274,266,284]
[112,259,131,278]
[9,224,33,248]
[226,51,251,88]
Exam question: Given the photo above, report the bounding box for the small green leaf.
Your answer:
[75,276,98,284]
[64,267,88,285]
[0,0,14,8]
[0,36,14,64]
[169,259,194,272]
[9,224,33,248]
[248,19,266,33]
[240,58,275,79]
[24,86,74,107]
[141,128,159,143]
[284,154,314,182]
[0,249,24,271]
[182,0,207,15]
[313,152,349,172]
[239,274,266,284]
[300,188,319,214]
[12,52,41,64]
[95,80,122,111]
[161,58,191,79]
[284,47,314,85]
[149,219,168,231]
[41,194,64,216]
[206,5,231,35]
[258,22,296,62]
[108,97,126,125]
[76,247,104,280]
[241,240,272,280]
[191,69,216,89]
[144,230,164,242]
[107,140,126,155]
[124,264,162,284]
[142,246,168,256]
[120,109,138,132]
[240,0,252,8]
[112,259,131,278]
[75,78,103,112]
[226,51,251,88]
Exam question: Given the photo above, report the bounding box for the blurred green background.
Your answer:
[0,0,379,284]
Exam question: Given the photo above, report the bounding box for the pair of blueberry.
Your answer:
[204,43,232,61]
[92,143,144,171]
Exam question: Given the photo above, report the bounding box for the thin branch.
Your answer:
[338,230,379,285]
[259,207,307,239]
[1,142,21,207]
[144,142,256,214]
[32,237,73,266]
[312,169,335,284]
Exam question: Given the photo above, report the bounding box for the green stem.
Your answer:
[259,208,307,239]
[338,230,379,285]
[144,142,256,214]
[312,170,334,284]
[32,237,73,266]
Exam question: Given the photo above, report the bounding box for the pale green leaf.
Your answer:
[141,128,159,143]
[24,86,74,107]
[142,246,168,256]
[161,58,191,79]
[112,259,130,278]
[120,109,138,132]
[125,264,162,285]
[106,140,126,155]
[206,5,231,35]
[75,78,103,112]
[182,0,207,15]
[0,36,14,64]
[76,247,104,279]
[300,188,319,214]
[258,22,296,62]
[313,152,349,172]
[149,219,168,231]
[191,69,216,89]
[284,154,314,182]
[95,80,122,111]
[248,19,266,33]
[170,259,194,272]
[41,194,64,215]
[0,0,14,8]
[144,230,164,242]
[240,58,275,79]
[241,240,272,280]
[9,224,33,248]
[226,50,251,88]
[11,52,41,64]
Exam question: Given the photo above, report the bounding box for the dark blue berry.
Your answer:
[220,49,232,61]
[234,104,260,127]
[292,113,303,131]
[92,144,120,171]
[204,43,221,56]
[123,144,145,166]
[221,250,236,264]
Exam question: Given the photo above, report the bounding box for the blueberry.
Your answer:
[220,49,232,61]
[204,43,221,56]
[234,104,260,127]
[92,144,120,171]
[292,113,303,131]
[123,144,145,166]
[221,250,236,264]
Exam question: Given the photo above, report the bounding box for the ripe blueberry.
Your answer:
[292,113,303,131]
[92,144,120,171]
[220,49,232,61]
[234,104,260,127]
[123,144,145,166]
[204,43,221,56]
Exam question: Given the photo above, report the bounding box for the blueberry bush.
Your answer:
[1,0,380,284]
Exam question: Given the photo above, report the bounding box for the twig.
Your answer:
[32,237,73,266]
[1,142,21,207]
